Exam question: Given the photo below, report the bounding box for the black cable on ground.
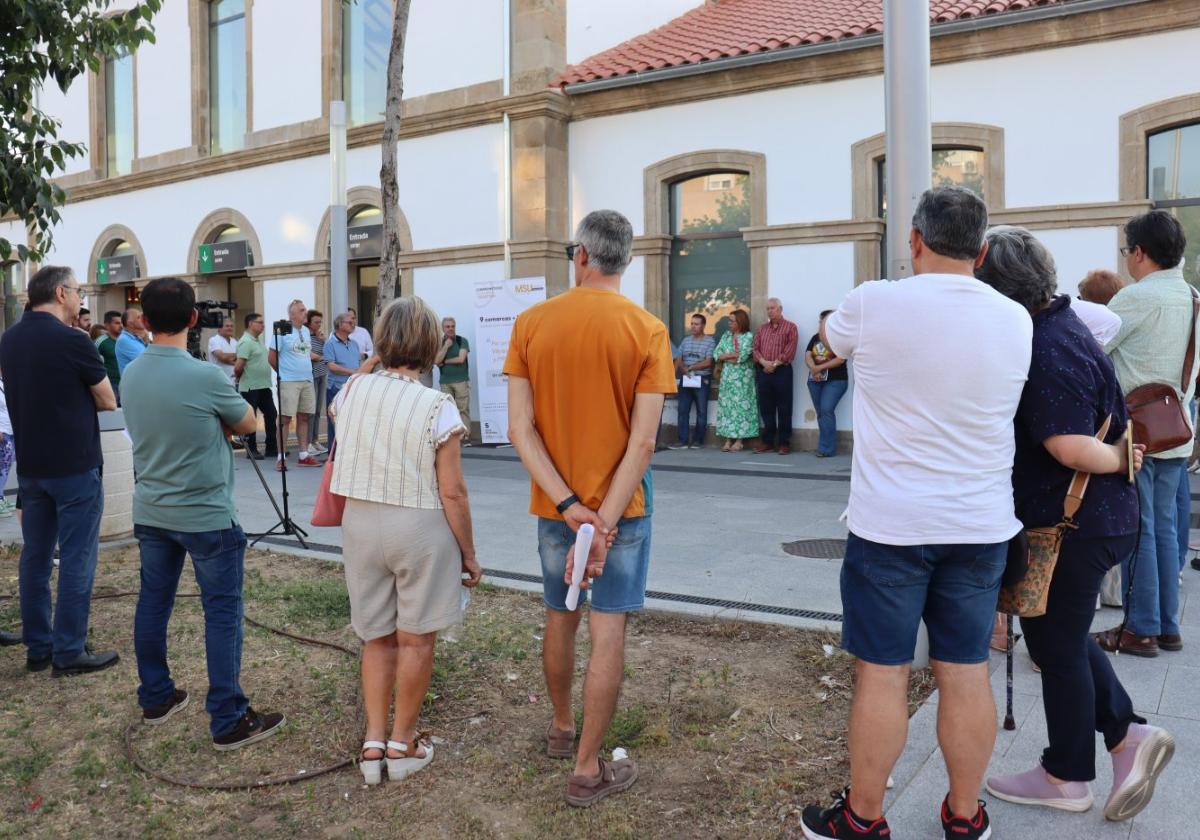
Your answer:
[2,589,363,791]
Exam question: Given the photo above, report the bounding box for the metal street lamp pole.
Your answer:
[329,100,349,317]
[884,0,932,668]
[883,0,932,281]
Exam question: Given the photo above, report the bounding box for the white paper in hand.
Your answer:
[565,524,594,611]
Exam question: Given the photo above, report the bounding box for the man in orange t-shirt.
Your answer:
[505,209,676,808]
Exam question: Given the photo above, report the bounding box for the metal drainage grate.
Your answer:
[253,537,842,623]
[782,538,848,560]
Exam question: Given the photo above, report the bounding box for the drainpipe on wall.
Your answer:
[329,100,349,318]
[502,0,512,281]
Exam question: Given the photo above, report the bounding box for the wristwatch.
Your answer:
[556,493,580,515]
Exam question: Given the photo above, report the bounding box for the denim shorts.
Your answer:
[538,516,652,614]
[840,532,1007,666]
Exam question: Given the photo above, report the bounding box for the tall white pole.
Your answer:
[329,100,349,317]
[884,0,932,669]
[883,0,931,281]
[501,0,512,281]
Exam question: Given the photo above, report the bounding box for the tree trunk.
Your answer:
[377,0,412,316]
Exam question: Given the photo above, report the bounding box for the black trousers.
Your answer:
[241,388,278,455]
[1020,531,1143,781]
[756,365,794,447]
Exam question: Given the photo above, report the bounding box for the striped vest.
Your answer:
[330,372,451,509]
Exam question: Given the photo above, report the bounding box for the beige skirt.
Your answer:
[341,498,463,639]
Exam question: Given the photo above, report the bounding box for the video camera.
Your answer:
[272,319,293,336]
[196,299,238,329]
[187,300,238,358]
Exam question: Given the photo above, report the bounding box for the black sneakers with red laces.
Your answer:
[801,789,891,839]
[941,797,992,840]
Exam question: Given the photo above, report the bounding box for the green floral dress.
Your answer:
[713,330,760,438]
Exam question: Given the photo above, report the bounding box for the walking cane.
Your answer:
[1003,614,1016,731]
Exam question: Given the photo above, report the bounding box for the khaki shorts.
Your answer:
[341,499,464,638]
[279,379,315,416]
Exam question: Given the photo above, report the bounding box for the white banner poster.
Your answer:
[474,276,546,444]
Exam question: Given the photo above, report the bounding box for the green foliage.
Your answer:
[0,1,162,262]
[677,174,751,234]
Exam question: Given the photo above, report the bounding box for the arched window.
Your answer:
[1148,123,1200,285]
[343,0,390,126]
[876,147,987,276]
[669,172,751,344]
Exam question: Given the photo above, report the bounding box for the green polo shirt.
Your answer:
[438,336,470,384]
[121,345,249,533]
[236,332,272,392]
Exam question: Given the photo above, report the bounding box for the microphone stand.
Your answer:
[245,323,309,549]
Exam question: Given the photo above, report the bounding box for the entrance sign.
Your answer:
[473,276,546,444]
[198,240,251,274]
[347,224,382,260]
[96,255,139,285]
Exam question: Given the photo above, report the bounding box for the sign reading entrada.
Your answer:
[96,255,139,285]
[198,240,252,274]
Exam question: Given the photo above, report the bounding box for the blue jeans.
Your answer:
[675,382,709,446]
[538,516,652,614]
[1123,457,1185,637]
[18,468,104,664]
[326,382,343,445]
[133,523,249,737]
[1177,458,1191,573]
[807,378,848,456]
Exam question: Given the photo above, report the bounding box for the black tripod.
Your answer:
[244,322,309,549]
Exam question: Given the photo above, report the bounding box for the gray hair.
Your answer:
[974,225,1058,313]
[26,265,76,307]
[333,312,352,330]
[912,186,989,261]
[576,210,633,276]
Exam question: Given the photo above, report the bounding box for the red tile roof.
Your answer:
[554,0,1077,87]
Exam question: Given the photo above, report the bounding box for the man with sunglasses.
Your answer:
[0,266,118,676]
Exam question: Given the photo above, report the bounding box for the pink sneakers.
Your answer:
[985,765,1093,812]
[1105,723,1174,821]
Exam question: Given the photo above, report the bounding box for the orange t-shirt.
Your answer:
[503,286,678,520]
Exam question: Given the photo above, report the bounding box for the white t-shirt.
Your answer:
[1069,298,1121,346]
[823,273,1032,546]
[207,334,238,386]
[349,326,373,360]
[0,381,11,436]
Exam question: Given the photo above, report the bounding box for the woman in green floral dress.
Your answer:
[712,308,760,451]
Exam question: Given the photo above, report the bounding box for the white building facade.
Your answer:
[4,0,1199,447]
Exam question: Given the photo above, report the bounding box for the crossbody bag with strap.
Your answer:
[998,415,1113,618]
[1125,287,1199,455]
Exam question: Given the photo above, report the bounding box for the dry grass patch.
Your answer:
[0,546,933,839]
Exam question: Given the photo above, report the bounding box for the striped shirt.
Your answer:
[752,318,799,366]
[310,334,328,378]
[678,334,716,379]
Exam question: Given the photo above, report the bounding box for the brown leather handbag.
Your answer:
[998,416,1112,618]
[1125,289,1199,454]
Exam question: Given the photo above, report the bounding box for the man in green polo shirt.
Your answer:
[122,278,285,750]
[233,312,277,460]
[435,316,471,444]
[96,310,123,401]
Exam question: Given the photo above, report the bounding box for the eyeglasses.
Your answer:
[1119,246,1135,257]
[63,285,83,296]
[565,243,580,261]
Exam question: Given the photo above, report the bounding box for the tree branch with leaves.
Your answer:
[0,1,162,263]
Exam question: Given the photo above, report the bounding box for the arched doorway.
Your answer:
[189,209,262,339]
[88,224,148,319]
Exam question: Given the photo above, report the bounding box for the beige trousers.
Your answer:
[440,381,471,438]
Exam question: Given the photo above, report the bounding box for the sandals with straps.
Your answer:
[386,732,434,781]
[359,740,386,786]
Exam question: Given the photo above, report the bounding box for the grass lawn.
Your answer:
[0,546,933,839]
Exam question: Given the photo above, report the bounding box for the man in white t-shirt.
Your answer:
[206,318,238,387]
[800,187,1032,840]
[347,308,372,362]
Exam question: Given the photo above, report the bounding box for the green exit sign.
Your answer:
[198,240,250,274]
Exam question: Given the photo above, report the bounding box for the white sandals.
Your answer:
[359,740,386,785]
[385,734,434,782]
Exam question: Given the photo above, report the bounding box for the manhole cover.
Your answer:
[782,538,847,559]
